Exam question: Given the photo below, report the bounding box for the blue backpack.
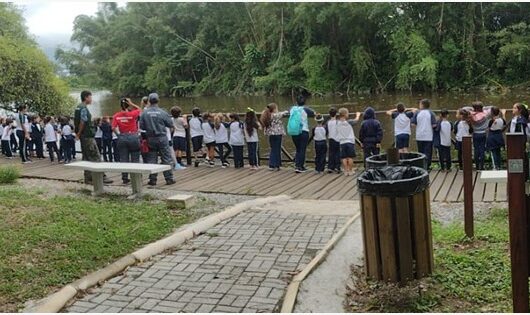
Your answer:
[287,106,303,136]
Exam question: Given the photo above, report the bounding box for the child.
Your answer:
[337,108,361,176]
[214,113,231,168]
[229,113,245,168]
[454,109,472,170]
[506,102,529,134]
[170,106,188,169]
[189,107,204,167]
[244,109,261,170]
[486,107,506,170]
[94,117,103,157]
[202,112,216,167]
[60,116,75,164]
[31,115,45,159]
[327,107,341,173]
[411,99,437,170]
[437,110,452,171]
[359,106,383,163]
[1,118,14,158]
[312,114,327,174]
[100,116,113,162]
[386,103,414,153]
[464,101,493,170]
[44,116,61,163]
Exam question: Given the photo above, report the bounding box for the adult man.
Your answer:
[15,104,31,163]
[74,90,113,184]
[139,93,175,185]
[112,98,143,184]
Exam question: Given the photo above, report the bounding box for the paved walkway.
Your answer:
[65,200,357,313]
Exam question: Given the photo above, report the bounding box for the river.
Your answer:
[74,89,529,158]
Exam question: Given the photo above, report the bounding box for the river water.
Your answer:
[75,89,530,158]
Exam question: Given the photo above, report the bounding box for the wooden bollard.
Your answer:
[506,133,529,312]
[462,136,473,238]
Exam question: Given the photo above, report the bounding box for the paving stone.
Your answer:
[213,305,244,312]
[182,303,201,312]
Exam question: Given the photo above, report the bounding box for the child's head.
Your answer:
[458,108,470,120]
[141,96,149,107]
[229,113,239,122]
[440,109,449,119]
[245,110,258,135]
[472,101,484,112]
[44,116,52,124]
[17,104,27,113]
[396,102,405,113]
[363,107,375,120]
[202,112,212,122]
[31,115,40,123]
[214,113,224,129]
[170,106,182,118]
[5,118,13,125]
[315,114,324,125]
[60,116,69,125]
[192,107,201,117]
[419,98,430,109]
[329,107,337,118]
[491,106,500,117]
[513,102,529,119]
[102,116,110,123]
[338,107,349,119]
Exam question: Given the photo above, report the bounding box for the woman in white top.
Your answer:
[244,109,261,170]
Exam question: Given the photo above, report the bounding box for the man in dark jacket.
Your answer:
[359,106,383,163]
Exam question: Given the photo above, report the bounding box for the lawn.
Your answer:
[346,207,512,312]
[0,184,193,312]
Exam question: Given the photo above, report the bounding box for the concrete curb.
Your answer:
[280,211,361,313]
[23,194,291,313]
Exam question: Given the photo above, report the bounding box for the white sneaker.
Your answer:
[179,163,187,169]
[174,164,184,170]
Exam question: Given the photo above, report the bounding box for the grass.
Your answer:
[0,165,20,184]
[346,207,512,312]
[0,185,194,312]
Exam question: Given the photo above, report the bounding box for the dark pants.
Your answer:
[146,136,174,183]
[328,139,341,171]
[80,137,106,182]
[315,140,327,172]
[95,137,103,154]
[247,142,258,166]
[46,141,61,162]
[216,143,232,164]
[102,138,113,162]
[10,133,17,152]
[439,145,452,170]
[61,138,75,162]
[268,135,282,168]
[456,141,463,169]
[34,137,44,158]
[292,131,309,169]
[490,148,502,170]
[16,130,28,162]
[118,134,140,181]
[232,145,244,168]
[1,140,12,157]
[473,133,487,170]
[363,144,380,162]
[112,139,120,162]
[417,140,433,170]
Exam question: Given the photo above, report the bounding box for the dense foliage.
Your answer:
[0,3,75,115]
[57,3,530,97]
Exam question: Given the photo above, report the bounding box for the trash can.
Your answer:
[358,165,433,283]
[365,152,427,169]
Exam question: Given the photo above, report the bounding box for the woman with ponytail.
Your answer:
[261,103,288,171]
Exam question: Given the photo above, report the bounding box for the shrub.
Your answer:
[0,165,20,184]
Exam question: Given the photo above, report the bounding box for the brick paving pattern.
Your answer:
[66,209,349,313]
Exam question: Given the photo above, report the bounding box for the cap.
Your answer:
[315,114,324,122]
[148,93,159,103]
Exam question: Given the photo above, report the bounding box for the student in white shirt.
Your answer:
[486,107,506,170]
[454,109,472,170]
[312,114,327,174]
[214,113,231,168]
[202,112,216,167]
[411,98,437,170]
[327,108,341,173]
[170,106,188,169]
[189,107,204,167]
[337,108,361,176]
[229,113,245,168]
[244,109,261,170]
[44,116,61,163]
[1,118,14,158]
[437,110,453,171]
[386,102,415,153]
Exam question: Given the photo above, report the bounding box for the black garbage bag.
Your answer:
[357,165,429,196]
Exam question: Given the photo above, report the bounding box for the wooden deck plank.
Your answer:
[428,170,444,200]
[458,171,477,202]
[434,170,457,202]
[473,171,485,201]
[483,183,496,202]
[446,170,463,202]
[496,182,507,201]
[294,172,345,199]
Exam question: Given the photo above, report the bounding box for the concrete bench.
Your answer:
[65,161,172,197]
[479,170,507,183]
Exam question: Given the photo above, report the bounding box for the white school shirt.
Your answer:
[336,120,355,144]
[327,119,339,141]
[314,126,327,141]
[95,126,103,138]
[455,120,471,142]
[229,122,245,146]
[244,125,259,143]
[166,127,172,141]
[0,125,3,140]
[412,109,436,141]
[44,123,58,142]
[490,117,505,131]
[62,124,72,136]
[15,113,29,131]
[214,123,228,144]
[392,112,414,135]
[189,117,203,138]
[440,120,452,147]
[1,125,10,141]
[173,117,186,138]
[202,122,215,144]
[509,117,518,133]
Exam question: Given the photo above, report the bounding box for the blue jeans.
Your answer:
[473,133,487,170]
[247,142,258,166]
[417,140,433,170]
[292,131,309,169]
[268,135,282,168]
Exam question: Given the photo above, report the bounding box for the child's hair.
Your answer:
[514,102,529,120]
[419,99,430,109]
[202,112,211,121]
[491,106,500,117]
[229,113,240,122]
[396,102,405,113]
[245,110,259,137]
[472,101,484,112]
[192,107,201,117]
[441,109,449,118]
[170,106,182,118]
[315,114,324,124]
[214,113,224,130]
[296,95,306,106]
[60,116,69,125]
[458,108,470,120]
[338,107,349,118]
[260,103,277,129]
[5,117,13,125]
[94,117,101,125]
[141,96,149,106]
[17,104,27,112]
[31,115,39,123]
[329,107,337,118]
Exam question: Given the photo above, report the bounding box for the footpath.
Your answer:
[65,200,358,313]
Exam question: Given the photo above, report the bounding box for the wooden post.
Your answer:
[462,136,474,238]
[506,133,529,313]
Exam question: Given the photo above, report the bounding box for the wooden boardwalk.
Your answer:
[0,158,506,202]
